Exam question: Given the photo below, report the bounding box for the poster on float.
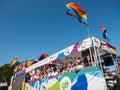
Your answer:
[23,67,107,90]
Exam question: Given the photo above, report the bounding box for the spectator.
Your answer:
[77,61,85,70]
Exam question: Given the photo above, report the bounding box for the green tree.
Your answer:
[0,64,13,82]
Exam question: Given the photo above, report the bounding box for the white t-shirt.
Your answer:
[77,65,84,70]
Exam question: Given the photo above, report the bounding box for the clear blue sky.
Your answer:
[0,0,120,66]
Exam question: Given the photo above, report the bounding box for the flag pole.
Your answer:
[86,26,94,66]
[87,26,90,37]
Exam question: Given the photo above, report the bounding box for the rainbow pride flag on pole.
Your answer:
[9,58,20,68]
[66,2,88,26]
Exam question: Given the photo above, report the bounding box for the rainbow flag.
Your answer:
[66,2,88,26]
[27,60,37,67]
[38,54,49,61]
[100,26,109,42]
[14,65,19,72]
[9,58,20,68]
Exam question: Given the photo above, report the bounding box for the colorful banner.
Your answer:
[22,67,107,90]
[93,37,117,54]
[26,37,117,73]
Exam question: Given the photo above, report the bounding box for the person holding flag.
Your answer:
[100,26,109,42]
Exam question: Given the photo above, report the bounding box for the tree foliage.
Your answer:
[0,64,13,82]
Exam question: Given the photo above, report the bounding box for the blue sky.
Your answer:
[0,0,120,66]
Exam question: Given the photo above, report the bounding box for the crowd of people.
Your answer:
[24,56,120,83]
[25,60,85,82]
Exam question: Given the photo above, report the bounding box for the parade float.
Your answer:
[8,36,120,90]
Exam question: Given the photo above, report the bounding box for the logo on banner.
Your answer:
[25,83,31,90]
[64,49,71,56]
[60,76,71,90]
[78,42,83,48]
[94,38,100,46]
[34,80,40,90]
[40,81,47,90]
